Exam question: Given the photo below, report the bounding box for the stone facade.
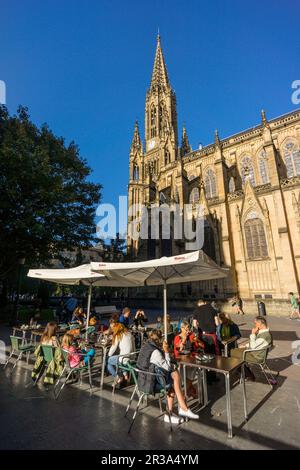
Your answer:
[127,36,300,314]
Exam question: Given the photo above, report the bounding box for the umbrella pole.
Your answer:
[85,284,92,340]
[163,280,167,340]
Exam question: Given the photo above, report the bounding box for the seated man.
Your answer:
[137,329,199,425]
[119,307,131,328]
[231,316,272,381]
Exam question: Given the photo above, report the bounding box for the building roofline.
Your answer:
[183,108,300,162]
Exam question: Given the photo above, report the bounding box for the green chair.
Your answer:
[32,345,56,385]
[54,348,93,399]
[4,336,35,370]
[124,367,172,433]
[112,351,140,395]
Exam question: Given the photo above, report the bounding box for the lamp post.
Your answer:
[13,253,26,324]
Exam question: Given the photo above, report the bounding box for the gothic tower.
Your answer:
[145,34,178,172]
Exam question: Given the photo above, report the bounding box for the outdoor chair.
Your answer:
[32,345,57,386]
[3,336,35,370]
[124,367,172,433]
[242,345,278,388]
[54,348,93,399]
[112,351,140,395]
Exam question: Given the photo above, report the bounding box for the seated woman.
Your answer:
[134,309,148,328]
[107,322,135,388]
[61,333,95,368]
[32,322,62,384]
[137,329,199,425]
[40,322,60,347]
[174,321,205,398]
[216,313,241,355]
[71,306,86,325]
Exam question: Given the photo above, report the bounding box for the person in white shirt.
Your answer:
[107,322,135,388]
[137,329,199,425]
[231,316,273,381]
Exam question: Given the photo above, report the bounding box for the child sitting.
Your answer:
[62,333,95,368]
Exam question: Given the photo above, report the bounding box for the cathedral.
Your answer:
[127,35,300,314]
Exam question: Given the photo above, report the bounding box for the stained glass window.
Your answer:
[283,140,300,178]
[189,187,200,204]
[244,218,268,259]
[204,169,217,199]
[258,150,269,184]
[240,156,255,186]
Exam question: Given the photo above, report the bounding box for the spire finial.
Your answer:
[261,109,268,126]
[215,128,221,147]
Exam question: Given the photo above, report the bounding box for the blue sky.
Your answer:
[2,0,300,214]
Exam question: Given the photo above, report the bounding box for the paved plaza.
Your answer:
[0,314,299,450]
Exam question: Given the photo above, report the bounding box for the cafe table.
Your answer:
[178,354,248,438]
[95,340,110,389]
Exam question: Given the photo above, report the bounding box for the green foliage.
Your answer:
[0,105,102,293]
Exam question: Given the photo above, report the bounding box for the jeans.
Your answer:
[107,355,120,377]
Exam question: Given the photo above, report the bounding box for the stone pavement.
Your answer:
[0,314,299,450]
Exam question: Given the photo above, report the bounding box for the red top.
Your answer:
[174,332,204,359]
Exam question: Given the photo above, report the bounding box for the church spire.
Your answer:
[150,34,170,90]
[181,126,191,156]
[130,120,142,154]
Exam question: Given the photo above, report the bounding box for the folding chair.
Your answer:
[3,336,35,370]
[242,345,278,388]
[54,348,93,399]
[124,367,172,433]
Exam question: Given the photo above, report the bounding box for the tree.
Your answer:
[0,105,102,303]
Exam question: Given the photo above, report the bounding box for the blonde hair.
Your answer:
[111,322,127,343]
[41,322,58,344]
[62,333,73,348]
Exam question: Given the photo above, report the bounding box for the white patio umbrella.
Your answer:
[91,250,227,336]
[28,264,106,339]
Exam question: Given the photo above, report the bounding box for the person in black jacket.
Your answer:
[136,329,199,425]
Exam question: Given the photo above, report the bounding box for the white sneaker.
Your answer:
[178,407,199,420]
[164,413,184,425]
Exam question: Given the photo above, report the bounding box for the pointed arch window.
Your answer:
[240,156,255,186]
[283,139,300,178]
[189,187,199,204]
[229,177,235,193]
[159,103,165,132]
[150,107,157,138]
[244,217,268,259]
[164,149,171,166]
[258,150,269,184]
[204,169,217,199]
[133,165,139,181]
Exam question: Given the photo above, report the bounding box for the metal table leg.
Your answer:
[241,364,248,420]
[183,364,187,398]
[202,369,208,406]
[100,347,107,389]
[225,373,233,439]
